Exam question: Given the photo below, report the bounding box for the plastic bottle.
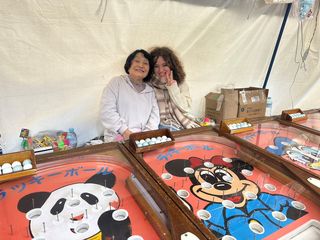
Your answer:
[266,97,272,117]
[67,128,77,148]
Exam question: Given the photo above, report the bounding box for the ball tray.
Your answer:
[129,129,175,153]
[0,150,37,183]
[281,108,308,122]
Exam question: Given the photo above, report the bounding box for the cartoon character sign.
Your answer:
[165,156,307,239]
[18,172,132,240]
[266,136,319,166]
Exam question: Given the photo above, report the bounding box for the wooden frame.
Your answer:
[281,108,307,122]
[219,117,253,134]
[129,129,175,153]
[0,150,37,183]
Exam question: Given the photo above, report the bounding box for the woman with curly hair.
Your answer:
[150,47,199,131]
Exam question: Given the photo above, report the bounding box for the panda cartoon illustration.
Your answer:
[18,172,132,240]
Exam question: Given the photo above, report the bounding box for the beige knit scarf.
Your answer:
[151,78,197,129]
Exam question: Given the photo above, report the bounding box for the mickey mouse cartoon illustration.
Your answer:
[18,172,132,240]
[165,155,307,240]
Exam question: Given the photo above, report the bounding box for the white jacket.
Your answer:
[100,75,160,142]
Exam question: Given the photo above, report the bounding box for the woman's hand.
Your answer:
[165,70,177,86]
[122,129,133,140]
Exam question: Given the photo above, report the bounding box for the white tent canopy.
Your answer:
[0,0,319,153]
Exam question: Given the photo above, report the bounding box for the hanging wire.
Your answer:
[96,0,108,22]
[304,0,320,60]
[290,1,319,109]
[300,22,306,70]
[101,0,108,22]
[289,62,302,109]
[247,0,257,20]
[290,21,305,108]
[294,21,300,64]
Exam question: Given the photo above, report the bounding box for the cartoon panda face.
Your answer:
[26,183,119,240]
[16,170,124,240]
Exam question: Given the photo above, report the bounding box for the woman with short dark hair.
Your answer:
[150,47,199,131]
[100,49,160,142]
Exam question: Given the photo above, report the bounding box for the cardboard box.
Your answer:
[237,87,268,118]
[205,87,268,123]
[205,92,223,123]
[205,89,238,124]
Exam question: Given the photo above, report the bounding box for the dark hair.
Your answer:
[150,47,186,84]
[124,49,153,82]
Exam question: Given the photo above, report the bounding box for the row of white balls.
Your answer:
[289,113,306,118]
[0,159,33,175]
[135,136,172,147]
[228,122,252,130]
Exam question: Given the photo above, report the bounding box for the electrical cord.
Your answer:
[290,1,319,108]
[303,0,319,61]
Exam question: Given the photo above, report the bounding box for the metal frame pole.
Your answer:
[263,3,292,89]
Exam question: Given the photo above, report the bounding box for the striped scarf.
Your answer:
[151,78,197,129]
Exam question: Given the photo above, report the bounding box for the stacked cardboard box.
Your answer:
[205,87,269,124]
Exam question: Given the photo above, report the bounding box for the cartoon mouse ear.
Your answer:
[165,159,191,177]
[86,172,116,188]
[231,158,253,172]
[18,192,51,213]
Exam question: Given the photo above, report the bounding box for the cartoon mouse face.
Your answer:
[165,156,259,208]
[191,165,258,207]
[18,173,131,240]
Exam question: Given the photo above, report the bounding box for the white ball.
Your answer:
[23,163,33,170]
[2,167,13,174]
[23,159,32,166]
[13,165,23,172]
[2,163,12,169]
[12,161,22,168]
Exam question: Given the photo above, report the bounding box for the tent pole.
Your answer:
[262,3,292,89]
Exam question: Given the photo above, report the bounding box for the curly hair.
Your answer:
[150,47,186,84]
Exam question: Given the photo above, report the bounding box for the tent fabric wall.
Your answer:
[0,0,319,153]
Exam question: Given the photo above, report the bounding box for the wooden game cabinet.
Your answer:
[215,116,320,198]
[123,127,320,240]
[0,142,209,240]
